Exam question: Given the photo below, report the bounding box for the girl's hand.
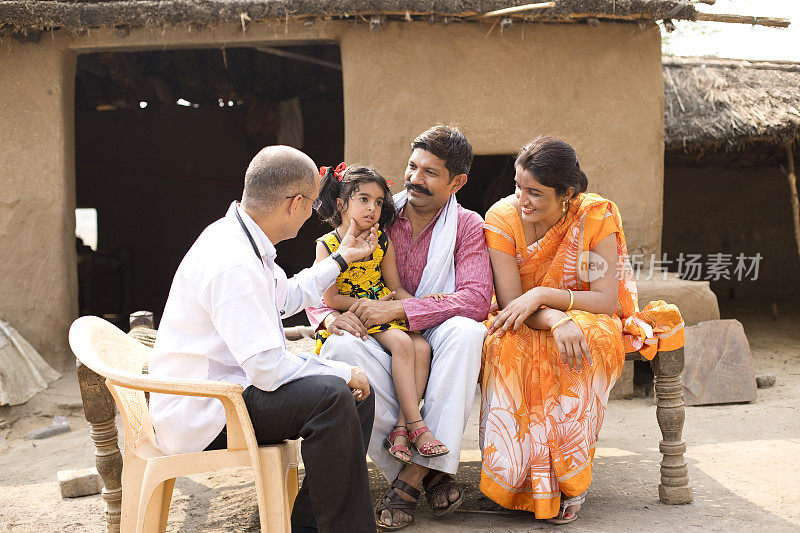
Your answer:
[552,319,593,372]
[489,288,543,336]
[422,293,447,302]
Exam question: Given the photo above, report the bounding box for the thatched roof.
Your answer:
[2,0,700,35]
[664,56,800,153]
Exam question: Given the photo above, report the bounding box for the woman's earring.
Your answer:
[562,200,568,213]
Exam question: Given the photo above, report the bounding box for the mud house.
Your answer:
[662,56,800,302]
[0,1,786,369]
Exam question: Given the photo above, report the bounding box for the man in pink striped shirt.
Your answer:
[307,125,492,530]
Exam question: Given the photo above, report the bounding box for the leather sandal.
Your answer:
[375,478,421,531]
[383,426,412,465]
[545,490,587,525]
[407,420,449,458]
[423,470,463,517]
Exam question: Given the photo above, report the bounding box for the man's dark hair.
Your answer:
[241,146,316,215]
[411,124,473,179]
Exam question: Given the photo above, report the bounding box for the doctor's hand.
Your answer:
[337,219,379,264]
[348,366,371,401]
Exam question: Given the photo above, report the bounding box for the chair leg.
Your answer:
[120,455,147,533]
[255,447,294,533]
[651,348,693,504]
[136,475,175,533]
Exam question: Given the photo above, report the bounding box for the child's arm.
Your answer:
[315,240,359,312]
[381,237,416,300]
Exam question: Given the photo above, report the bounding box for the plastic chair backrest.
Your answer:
[69,316,155,448]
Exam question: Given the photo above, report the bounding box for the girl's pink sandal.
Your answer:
[407,422,449,458]
[383,426,413,465]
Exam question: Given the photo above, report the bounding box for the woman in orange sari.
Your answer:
[479,136,684,524]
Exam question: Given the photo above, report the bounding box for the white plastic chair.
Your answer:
[68,316,299,532]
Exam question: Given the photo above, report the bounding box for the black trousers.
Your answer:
[206,375,376,533]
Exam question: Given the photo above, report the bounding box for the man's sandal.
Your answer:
[545,490,587,525]
[423,471,464,517]
[383,426,412,465]
[375,478,421,531]
[407,420,449,458]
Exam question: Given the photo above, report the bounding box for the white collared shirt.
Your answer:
[149,201,352,455]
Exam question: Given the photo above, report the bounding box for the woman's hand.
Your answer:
[489,287,544,336]
[421,293,447,302]
[552,318,593,372]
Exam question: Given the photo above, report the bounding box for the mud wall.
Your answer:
[0,42,78,370]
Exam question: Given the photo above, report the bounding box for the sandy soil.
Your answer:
[1,301,798,532]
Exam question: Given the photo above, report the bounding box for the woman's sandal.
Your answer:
[407,420,449,458]
[545,490,587,525]
[383,426,412,465]
[375,478,421,531]
[423,470,464,517]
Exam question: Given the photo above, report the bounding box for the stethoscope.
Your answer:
[234,203,262,262]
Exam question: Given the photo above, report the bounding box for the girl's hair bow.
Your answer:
[319,162,348,181]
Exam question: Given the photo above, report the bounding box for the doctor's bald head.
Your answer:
[241,145,318,216]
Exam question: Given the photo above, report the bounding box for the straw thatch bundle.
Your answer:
[1,0,698,35]
[664,56,800,153]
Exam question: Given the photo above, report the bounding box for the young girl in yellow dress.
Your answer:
[314,163,449,463]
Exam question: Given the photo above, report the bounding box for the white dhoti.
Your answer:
[320,315,487,481]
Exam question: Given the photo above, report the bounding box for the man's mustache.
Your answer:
[405,183,434,197]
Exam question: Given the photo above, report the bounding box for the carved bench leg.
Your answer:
[651,348,693,504]
[77,363,123,532]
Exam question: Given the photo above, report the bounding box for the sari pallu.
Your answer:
[478,193,685,517]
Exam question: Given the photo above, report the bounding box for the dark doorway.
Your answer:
[460,154,516,216]
[74,45,343,327]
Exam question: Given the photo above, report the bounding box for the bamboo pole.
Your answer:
[785,143,800,265]
[693,12,790,28]
[478,2,555,19]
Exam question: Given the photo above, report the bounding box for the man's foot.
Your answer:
[375,475,421,530]
[407,420,448,457]
[423,470,463,517]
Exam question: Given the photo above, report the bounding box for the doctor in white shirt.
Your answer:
[149,145,379,533]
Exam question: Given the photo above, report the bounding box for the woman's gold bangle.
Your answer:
[550,316,573,332]
[566,289,574,311]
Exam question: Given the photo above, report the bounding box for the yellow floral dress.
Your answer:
[313,229,409,354]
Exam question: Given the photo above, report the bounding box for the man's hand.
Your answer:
[349,295,404,329]
[324,311,368,340]
[337,219,379,264]
[348,366,371,401]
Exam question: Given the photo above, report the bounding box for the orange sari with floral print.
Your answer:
[479,193,684,517]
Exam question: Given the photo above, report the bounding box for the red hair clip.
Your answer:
[319,163,348,182]
[386,179,394,187]
[333,162,347,181]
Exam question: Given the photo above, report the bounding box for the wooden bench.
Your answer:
[77,312,691,531]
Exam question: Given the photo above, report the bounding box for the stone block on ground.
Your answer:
[683,319,757,406]
[609,363,634,399]
[27,421,70,440]
[636,273,720,326]
[57,467,102,498]
[756,373,776,389]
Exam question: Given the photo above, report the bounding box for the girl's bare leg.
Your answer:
[406,333,447,455]
[373,329,419,463]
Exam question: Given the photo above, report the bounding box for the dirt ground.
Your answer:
[1,301,798,532]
